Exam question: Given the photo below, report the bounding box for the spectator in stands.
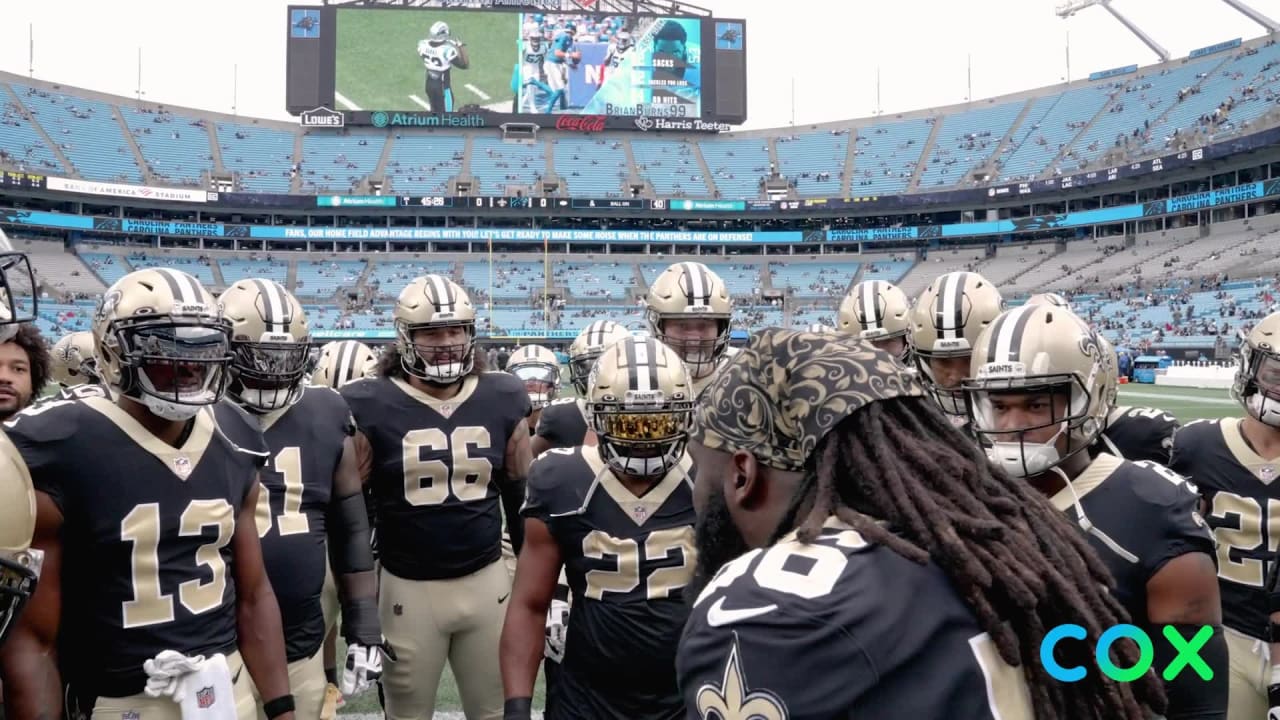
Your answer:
[0,323,49,421]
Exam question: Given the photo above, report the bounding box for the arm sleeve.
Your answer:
[1132,466,1217,580]
[1155,623,1227,720]
[519,455,558,523]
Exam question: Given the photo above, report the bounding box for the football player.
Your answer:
[681,328,1163,719]
[645,262,733,398]
[506,344,561,434]
[417,21,469,113]
[219,280,383,720]
[544,22,578,111]
[518,21,552,115]
[1020,294,1181,464]
[1170,311,1280,720]
[0,268,296,720]
[502,336,696,720]
[530,320,631,456]
[908,271,1004,430]
[308,337,380,715]
[311,340,378,390]
[0,249,42,652]
[0,316,46,421]
[838,279,912,364]
[342,274,532,720]
[602,28,632,73]
[965,304,1227,718]
[50,330,101,388]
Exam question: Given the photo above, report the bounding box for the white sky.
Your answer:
[1,0,1277,130]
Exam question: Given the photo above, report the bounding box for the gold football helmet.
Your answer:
[394,274,477,384]
[963,304,1110,478]
[839,280,912,363]
[507,344,561,410]
[909,271,1005,415]
[219,279,311,413]
[1024,292,1073,311]
[93,268,233,421]
[644,262,733,379]
[0,432,40,647]
[50,330,100,387]
[310,340,379,389]
[587,336,694,478]
[1233,311,1280,427]
[567,320,633,395]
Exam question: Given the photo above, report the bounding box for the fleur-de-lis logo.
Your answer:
[696,636,787,720]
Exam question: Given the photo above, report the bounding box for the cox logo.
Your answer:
[1041,624,1216,682]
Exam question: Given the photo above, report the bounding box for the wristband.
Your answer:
[263,694,296,720]
[503,697,533,720]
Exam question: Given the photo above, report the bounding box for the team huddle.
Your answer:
[0,249,1279,719]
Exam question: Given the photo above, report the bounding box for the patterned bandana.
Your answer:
[692,328,925,472]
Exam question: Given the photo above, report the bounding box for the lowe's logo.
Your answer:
[301,107,345,128]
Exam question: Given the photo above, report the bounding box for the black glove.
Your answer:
[504,697,533,720]
[1268,671,1280,720]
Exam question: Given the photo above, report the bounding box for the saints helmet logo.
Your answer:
[696,636,788,720]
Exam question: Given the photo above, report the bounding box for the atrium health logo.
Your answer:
[1041,624,1216,682]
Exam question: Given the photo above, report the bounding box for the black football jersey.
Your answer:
[253,386,354,663]
[3,395,268,698]
[1096,405,1180,465]
[678,518,1034,720]
[1170,417,1280,639]
[342,372,531,581]
[53,382,111,402]
[1047,453,1214,626]
[535,397,589,450]
[522,446,695,720]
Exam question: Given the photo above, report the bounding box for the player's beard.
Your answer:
[686,484,752,610]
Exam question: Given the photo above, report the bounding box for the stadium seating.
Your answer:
[917,100,1024,188]
[774,132,847,197]
[78,251,134,287]
[697,138,771,200]
[552,138,628,196]
[217,122,295,193]
[996,86,1112,182]
[851,118,932,194]
[296,260,367,299]
[461,261,544,299]
[384,134,465,195]
[768,262,860,298]
[553,261,635,298]
[0,94,65,174]
[470,137,546,195]
[300,133,385,194]
[124,252,216,286]
[10,83,143,183]
[119,107,212,186]
[367,261,455,298]
[630,139,710,197]
[220,257,289,286]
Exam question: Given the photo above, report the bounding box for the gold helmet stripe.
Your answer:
[988,304,1036,364]
[155,267,201,304]
[860,280,882,331]
[426,274,456,312]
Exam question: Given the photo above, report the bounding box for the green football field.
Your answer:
[335,8,518,112]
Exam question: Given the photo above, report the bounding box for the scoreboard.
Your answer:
[285,5,745,131]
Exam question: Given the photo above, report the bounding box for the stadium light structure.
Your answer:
[1056,0,1170,62]
[323,0,714,16]
[1219,0,1280,32]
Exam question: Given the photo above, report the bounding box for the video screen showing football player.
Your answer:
[0,268,296,720]
[417,20,469,113]
[517,21,552,114]
[1170,310,1280,720]
[965,304,1226,719]
[341,274,531,720]
[543,21,579,112]
[839,279,913,366]
[502,336,696,720]
[531,320,632,457]
[909,271,1004,433]
[219,280,384,718]
[681,327,1169,720]
[0,249,42,652]
[644,262,733,399]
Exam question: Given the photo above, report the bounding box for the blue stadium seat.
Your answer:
[851,118,932,195]
[300,133,385,194]
[775,132,848,197]
[385,135,465,195]
[11,83,142,183]
[217,122,295,193]
[918,101,1024,188]
[119,107,213,186]
[768,262,861,298]
[0,91,65,175]
[470,137,546,196]
[220,258,289,286]
[630,139,710,197]
[296,260,367,299]
[697,138,770,199]
[552,137,628,196]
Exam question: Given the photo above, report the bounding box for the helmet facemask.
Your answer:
[569,351,600,396]
[591,391,693,479]
[108,318,234,422]
[965,373,1100,479]
[510,360,560,410]
[228,338,311,413]
[0,253,37,343]
[397,320,475,385]
[1235,348,1280,428]
[915,351,971,417]
[0,547,43,647]
[650,313,729,380]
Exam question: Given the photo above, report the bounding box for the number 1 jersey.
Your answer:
[4,395,268,698]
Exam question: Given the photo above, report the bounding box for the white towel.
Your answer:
[143,651,237,720]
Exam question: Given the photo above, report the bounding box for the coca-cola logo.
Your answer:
[555,115,607,133]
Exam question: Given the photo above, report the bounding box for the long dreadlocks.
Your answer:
[775,396,1166,720]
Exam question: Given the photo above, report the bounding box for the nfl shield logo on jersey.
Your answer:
[1261,465,1277,482]
[122,712,140,720]
[173,455,193,479]
[196,686,215,709]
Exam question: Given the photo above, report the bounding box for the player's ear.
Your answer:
[727,449,764,510]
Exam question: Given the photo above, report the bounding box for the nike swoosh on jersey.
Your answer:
[705,597,778,627]
[498,592,511,604]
